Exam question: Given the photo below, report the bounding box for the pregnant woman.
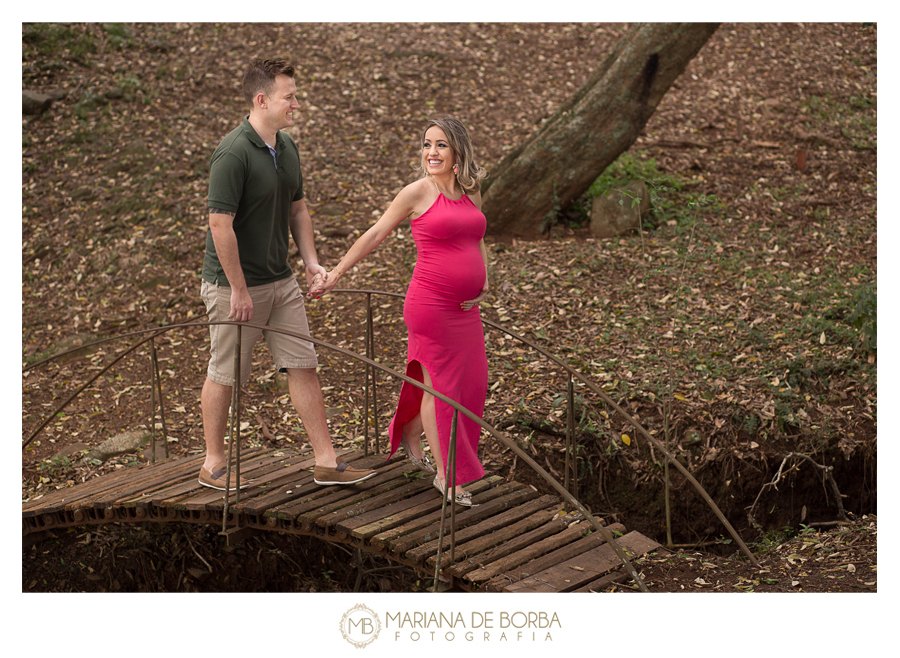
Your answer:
[310,116,490,505]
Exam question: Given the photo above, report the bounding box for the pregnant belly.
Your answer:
[413,252,485,302]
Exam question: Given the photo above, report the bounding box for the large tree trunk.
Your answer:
[481,23,720,237]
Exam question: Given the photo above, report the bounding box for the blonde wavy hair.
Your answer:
[420,116,487,195]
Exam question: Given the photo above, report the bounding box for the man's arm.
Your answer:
[288,198,327,288]
[208,209,253,322]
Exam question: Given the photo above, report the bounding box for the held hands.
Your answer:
[305,263,328,299]
[307,268,340,299]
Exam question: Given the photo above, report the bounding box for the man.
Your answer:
[199,58,375,490]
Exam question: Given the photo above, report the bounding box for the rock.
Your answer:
[590,180,652,239]
[82,430,153,464]
[321,227,354,238]
[317,205,345,218]
[23,90,53,115]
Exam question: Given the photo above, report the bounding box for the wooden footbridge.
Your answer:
[23,288,758,592]
[22,446,661,592]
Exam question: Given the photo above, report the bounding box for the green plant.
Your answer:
[23,23,96,59]
[38,454,75,477]
[752,525,797,555]
[102,23,135,49]
[848,282,876,353]
[587,152,680,200]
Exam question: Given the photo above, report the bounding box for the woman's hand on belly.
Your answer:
[460,284,489,312]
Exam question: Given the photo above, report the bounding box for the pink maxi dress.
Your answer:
[386,192,489,485]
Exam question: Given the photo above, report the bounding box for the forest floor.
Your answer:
[21,22,877,593]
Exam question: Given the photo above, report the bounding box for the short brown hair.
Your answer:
[242,58,295,107]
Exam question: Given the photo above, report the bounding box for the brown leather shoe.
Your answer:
[199,461,252,491]
[313,461,376,486]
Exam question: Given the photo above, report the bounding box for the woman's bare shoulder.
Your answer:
[405,177,435,197]
[404,177,439,219]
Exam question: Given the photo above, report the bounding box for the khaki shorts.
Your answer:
[201,277,318,386]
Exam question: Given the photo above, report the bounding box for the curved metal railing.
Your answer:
[319,289,758,568]
[22,287,759,591]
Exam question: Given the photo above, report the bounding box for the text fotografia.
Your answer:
[387,611,560,642]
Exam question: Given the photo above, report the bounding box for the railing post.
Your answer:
[149,336,169,461]
[432,408,459,590]
[449,409,458,566]
[222,324,242,533]
[366,293,380,453]
[565,376,574,497]
[148,338,158,464]
[363,311,371,455]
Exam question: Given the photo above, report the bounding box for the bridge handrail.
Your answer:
[319,289,760,568]
[22,287,758,576]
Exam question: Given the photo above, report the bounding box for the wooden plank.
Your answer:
[213,448,369,515]
[406,494,561,565]
[479,521,626,592]
[435,506,564,574]
[367,476,503,547]
[570,571,629,593]
[336,481,441,534]
[83,450,266,509]
[172,451,342,511]
[367,478,512,549]
[502,542,622,593]
[296,470,427,531]
[67,455,209,512]
[119,450,302,510]
[129,452,317,510]
[265,458,410,521]
[235,475,326,516]
[485,522,627,587]
[388,484,539,556]
[502,530,661,593]
[24,453,208,516]
[463,518,600,584]
[448,514,572,579]
[315,477,436,529]
[22,465,143,515]
[346,490,446,540]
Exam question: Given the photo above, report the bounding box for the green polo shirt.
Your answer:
[202,116,304,287]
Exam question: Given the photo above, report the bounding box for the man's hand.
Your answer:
[229,286,253,323]
[309,269,341,299]
[306,264,328,299]
[305,263,327,288]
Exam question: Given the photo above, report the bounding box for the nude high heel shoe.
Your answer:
[401,437,436,474]
[433,475,474,507]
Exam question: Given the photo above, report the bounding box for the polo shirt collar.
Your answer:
[240,115,283,149]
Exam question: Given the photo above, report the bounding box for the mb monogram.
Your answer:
[340,604,381,648]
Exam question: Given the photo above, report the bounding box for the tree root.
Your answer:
[747,451,849,532]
